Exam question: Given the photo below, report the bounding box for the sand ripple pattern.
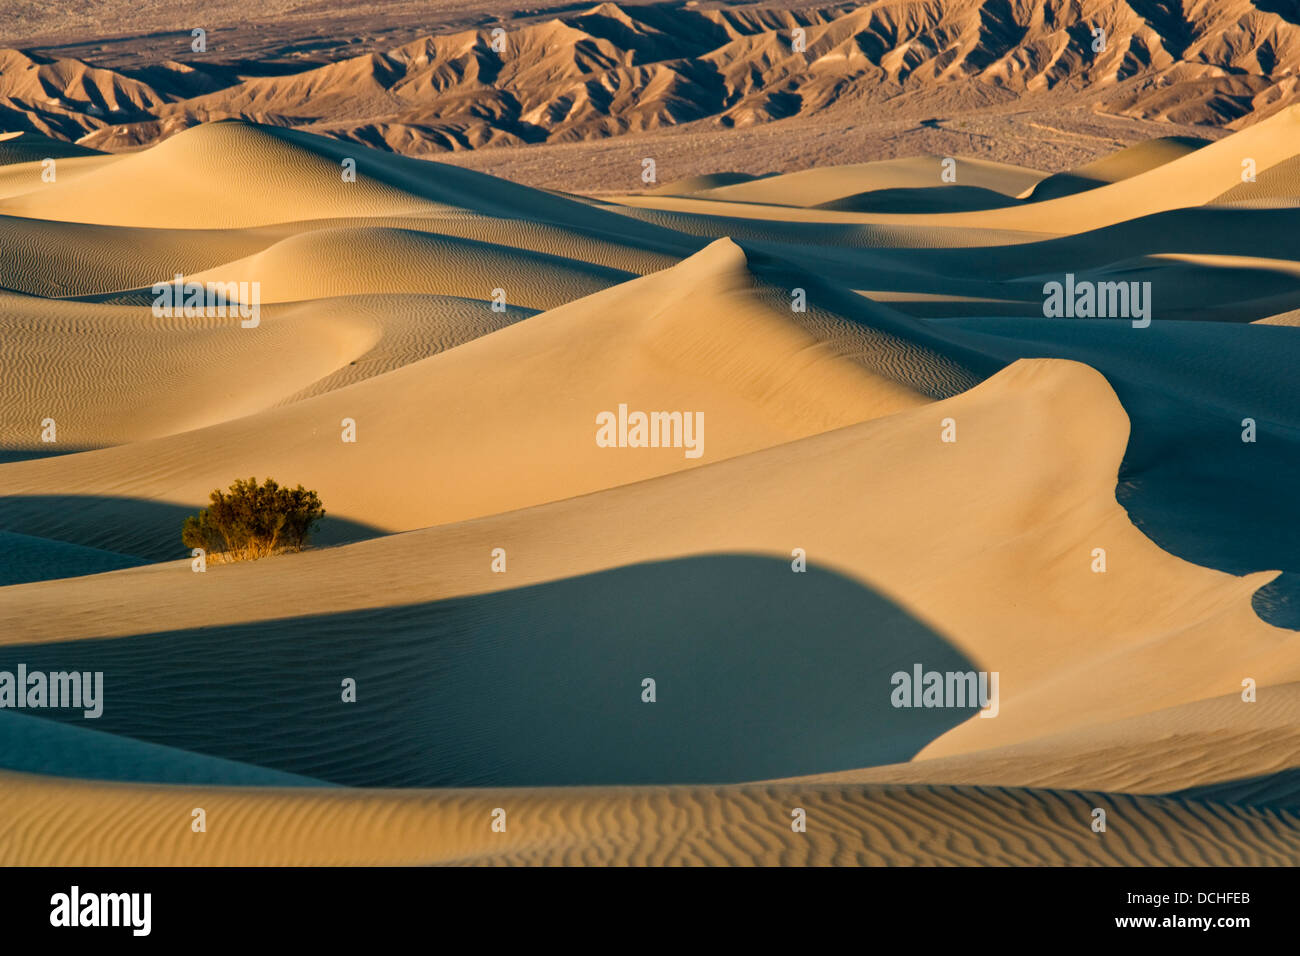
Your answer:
[3,772,1297,866]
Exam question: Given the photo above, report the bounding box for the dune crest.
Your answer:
[0,237,931,548]
[3,357,1298,864]
[3,358,1291,768]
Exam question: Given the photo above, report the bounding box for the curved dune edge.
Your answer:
[2,769,1297,866]
[2,357,1293,764]
[605,105,1300,233]
[0,155,119,200]
[0,122,445,229]
[180,226,633,309]
[788,683,1300,797]
[0,292,535,448]
[0,238,933,543]
[1257,307,1300,326]
[0,209,683,300]
[0,120,700,245]
[692,156,1049,206]
[1021,136,1211,202]
[0,19,1295,867]
[0,294,383,447]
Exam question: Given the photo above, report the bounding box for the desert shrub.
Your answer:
[182,477,325,561]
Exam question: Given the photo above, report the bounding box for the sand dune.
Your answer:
[610,105,1300,235]
[0,207,682,300]
[795,684,1300,798]
[2,82,1298,867]
[181,226,632,308]
[0,238,934,554]
[0,291,537,450]
[0,531,145,587]
[0,131,103,165]
[1023,135,1211,201]
[3,360,1292,775]
[1214,153,1300,206]
[689,156,1048,207]
[0,216,271,296]
[0,121,703,256]
[4,769,1296,866]
[0,122,448,228]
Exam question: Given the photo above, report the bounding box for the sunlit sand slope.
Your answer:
[0,239,933,552]
[2,361,1291,773]
[3,771,1296,866]
[1,103,1298,867]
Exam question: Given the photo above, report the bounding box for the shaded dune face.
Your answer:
[938,317,1300,629]
[0,557,977,787]
[1,79,1299,865]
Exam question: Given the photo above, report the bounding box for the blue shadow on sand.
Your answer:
[0,494,388,581]
[0,555,979,788]
[938,317,1300,630]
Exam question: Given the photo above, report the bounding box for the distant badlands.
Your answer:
[3,0,1300,181]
